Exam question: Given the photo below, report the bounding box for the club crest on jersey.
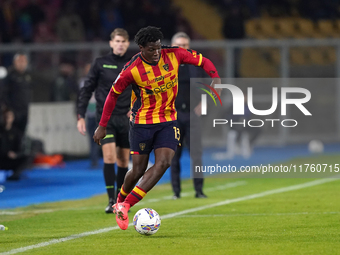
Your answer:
[163,64,169,72]
[139,143,146,151]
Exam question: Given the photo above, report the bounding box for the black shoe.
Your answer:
[105,199,116,213]
[7,174,20,181]
[195,192,207,198]
[172,194,180,200]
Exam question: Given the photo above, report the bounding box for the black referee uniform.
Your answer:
[77,52,132,208]
[77,52,132,146]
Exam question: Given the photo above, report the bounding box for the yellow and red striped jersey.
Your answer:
[100,46,219,126]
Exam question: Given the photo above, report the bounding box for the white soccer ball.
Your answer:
[133,208,161,235]
[0,66,7,79]
[308,140,324,154]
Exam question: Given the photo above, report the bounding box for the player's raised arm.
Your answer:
[175,47,222,96]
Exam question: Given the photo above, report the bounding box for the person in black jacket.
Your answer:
[0,52,32,135]
[0,104,30,181]
[170,32,207,199]
[77,28,132,213]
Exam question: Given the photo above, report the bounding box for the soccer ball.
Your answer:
[133,208,161,235]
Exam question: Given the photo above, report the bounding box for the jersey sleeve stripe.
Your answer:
[112,86,122,94]
[198,53,203,66]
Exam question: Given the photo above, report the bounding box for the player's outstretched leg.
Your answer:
[115,147,130,202]
[115,148,175,230]
[116,154,149,203]
[114,154,149,230]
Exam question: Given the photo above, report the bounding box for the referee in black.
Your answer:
[170,32,207,199]
[77,28,132,213]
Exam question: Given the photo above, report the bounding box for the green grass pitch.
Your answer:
[1,154,340,255]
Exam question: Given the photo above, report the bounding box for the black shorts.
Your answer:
[99,114,130,148]
[129,121,180,155]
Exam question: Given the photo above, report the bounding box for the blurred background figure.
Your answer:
[222,4,245,78]
[99,2,124,40]
[78,63,100,169]
[0,105,31,180]
[0,52,32,136]
[214,95,262,160]
[170,32,207,199]
[224,100,260,159]
[56,1,85,43]
[17,0,46,43]
[50,62,78,102]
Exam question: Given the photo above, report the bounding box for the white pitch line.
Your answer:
[0,207,103,216]
[139,180,247,205]
[177,211,340,218]
[160,177,339,220]
[0,177,338,255]
[0,226,121,255]
[0,212,19,215]
[0,181,247,216]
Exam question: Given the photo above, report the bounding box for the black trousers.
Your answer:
[0,156,28,174]
[170,111,204,195]
[14,113,28,135]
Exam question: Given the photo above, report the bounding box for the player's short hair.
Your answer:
[110,28,129,40]
[171,32,190,44]
[134,26,163,47]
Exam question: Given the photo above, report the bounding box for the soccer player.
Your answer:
[93,26,221,230]
[77,28,132,213]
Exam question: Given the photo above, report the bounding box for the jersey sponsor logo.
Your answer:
[146,73,172,85]
[103,64,118,69]
[149,77,178,95]
[142,71,151,75]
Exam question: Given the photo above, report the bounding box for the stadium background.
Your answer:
[2,0,340,156]
[1,0,340,201]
